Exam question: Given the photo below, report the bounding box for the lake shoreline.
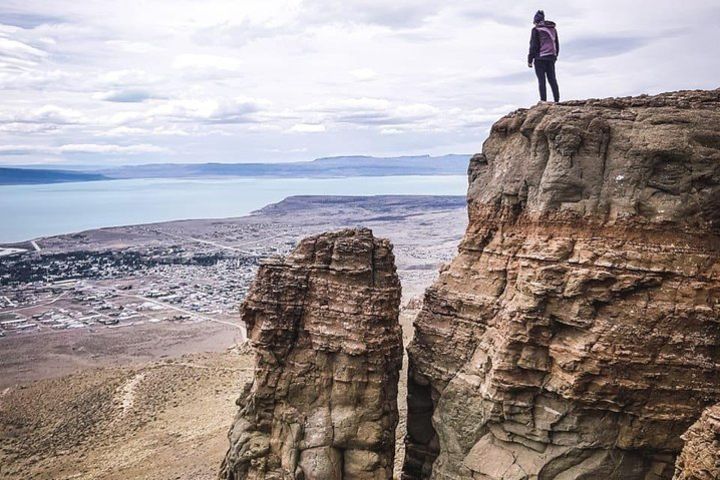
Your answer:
[1,176,467,242]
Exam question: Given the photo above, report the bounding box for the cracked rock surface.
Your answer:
[402,90,720,480]
[673,404,720,480]
[220,228,403,480]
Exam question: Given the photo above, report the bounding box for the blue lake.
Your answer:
[0,175,467,242]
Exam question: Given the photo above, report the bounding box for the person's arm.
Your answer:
[528,28,538,66]
[555,30,560,58]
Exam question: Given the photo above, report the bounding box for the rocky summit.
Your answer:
[402,89,720,479]
[220,228,403,480]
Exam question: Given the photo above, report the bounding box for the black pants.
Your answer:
[534,58,560,102]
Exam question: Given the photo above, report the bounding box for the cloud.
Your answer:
[481,71,535,86]
[350,68,377,81]
[0,68,77,89]
[0,104,87,134]
[0,143,168,156]
[148,97,266,124]
[58,143,168,154]
[301,0,441,28]
[562,35,652,60]
[459,10,526,27]
[0,0,718,165]
[97,125,192,137]
[0,13,64,29]
[207,99,265,123]
[104,40,159,54]
[0,35,47,69]
[0,145,45,155]
[96,88,160,103]
[172,53,243,71]
[315,98,439,127]
[0,36,46,58]
[2,105,84,125]
[97,69,159,87]
[289,123,326,133]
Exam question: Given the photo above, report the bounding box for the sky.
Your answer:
[0,0,718,166]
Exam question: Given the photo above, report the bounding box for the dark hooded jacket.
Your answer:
[528,20,559,63]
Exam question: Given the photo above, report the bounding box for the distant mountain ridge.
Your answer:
[93,154,470,179]
[0,154,470,185]
[0,167,107,185]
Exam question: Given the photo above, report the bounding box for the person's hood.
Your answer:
[536,20,556,29]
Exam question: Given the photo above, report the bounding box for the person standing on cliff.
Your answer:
[528,10,560,102]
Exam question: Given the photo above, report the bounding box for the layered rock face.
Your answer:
[220,228,403,480]
[673,404,720,480]
[403,90,720,479]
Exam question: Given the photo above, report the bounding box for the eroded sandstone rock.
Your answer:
[673,404,720,480]
[403,90,720,479]
[220,228,402,480]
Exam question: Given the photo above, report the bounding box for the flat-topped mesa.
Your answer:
[403,89,720,480]
[220,228,403,480]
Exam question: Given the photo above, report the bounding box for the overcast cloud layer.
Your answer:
[0,0,718,165]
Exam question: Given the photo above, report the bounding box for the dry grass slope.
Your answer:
[0,350,254,480]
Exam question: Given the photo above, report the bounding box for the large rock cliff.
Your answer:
[403,90,720,479]
[220,228,403,480]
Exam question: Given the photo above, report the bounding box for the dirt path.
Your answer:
[118,372,146,415]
